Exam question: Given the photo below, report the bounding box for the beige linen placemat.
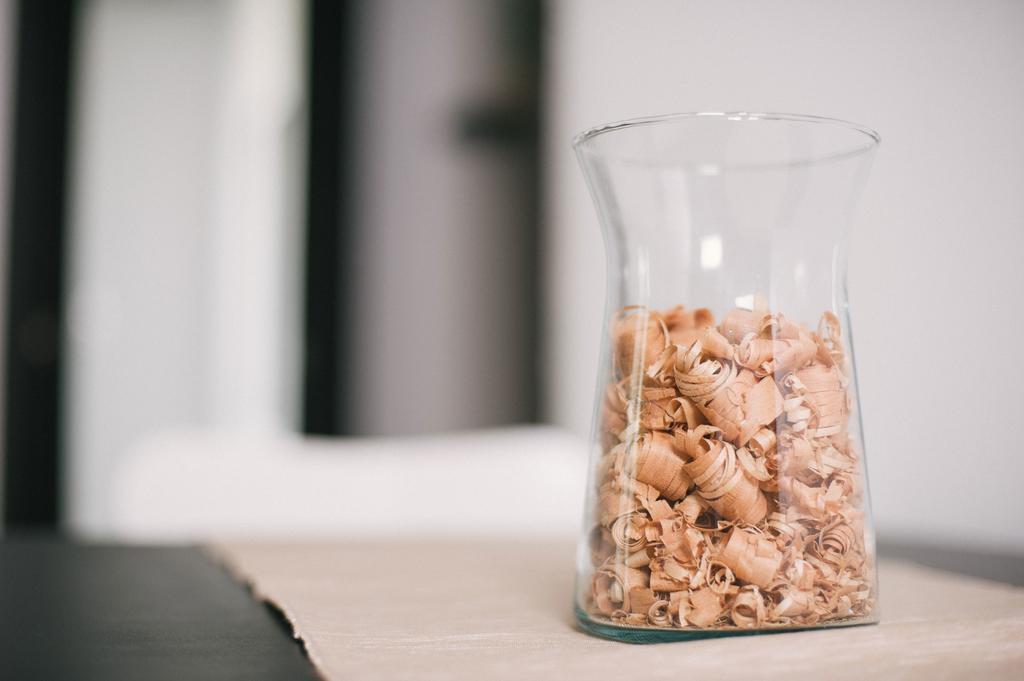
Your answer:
[211,541,1024,681]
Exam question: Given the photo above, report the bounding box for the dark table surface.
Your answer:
[0,540,317,681]
[1,537,1021,681]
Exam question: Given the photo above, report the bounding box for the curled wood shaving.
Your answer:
[716,527,783,589]
[694,308,716,328]
[673,326,735,360]
[791,559,818,590]
[735,335,781,374]
[730,585,767,628]
[626,548,654,568]
[637,383,706,432]
[677,427,769,524]
[648,599,674,627]
[593,561,650,615]
[737,446,772,483]
[736,333,817,377]
[747,427,776,457]
[771,587,815,619]
[760,313,804,340]
[645,346,678,387]
[817,522,858,569]
[663,557,695,584]
[674,345,783,445]
[642,498,675,522]
[719,308,768,344]
[656,518,707,564]
[638,384,679,431]
[740,377,784,444]
[610,512,648,552]
[695,368,755,443]
[677,494,704,525]
[707,562,738,595]
[668,591,688,619]
[749,432,780,493]
[619,612,648,626]
[783,365,849,438]
[612,308,669,378]
[650,558,691,592]
[673,397,706,430]
[816,311,846,369]
[601,381,628,440]
[623,432,692,501]
[588,525,615,567]
[662,305,693,333]
[766,514,810,553]
[686,588,724,627]
[596,481,638,527]
[673,342,734,404]
[628,587,658,614]
[587,304,875,632]
[780,477,847,519]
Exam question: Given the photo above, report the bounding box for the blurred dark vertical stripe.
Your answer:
[302,0,355,435]
[521,0,543,422]
[3,0,76,527]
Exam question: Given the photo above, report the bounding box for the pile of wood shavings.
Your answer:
[587,305,875,631]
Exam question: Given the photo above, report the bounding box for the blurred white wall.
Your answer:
[544,0,1024,551]
[66,0,305,536]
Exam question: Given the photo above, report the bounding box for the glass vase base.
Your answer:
[575,606,879,644]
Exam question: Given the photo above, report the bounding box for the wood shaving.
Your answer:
[686,588,725,627]
[716,527,782,589]
[679,431,768,525]
[586,305,876,632]
[620,433,692,501]
[730,585,768,628]
[613,309,669,378]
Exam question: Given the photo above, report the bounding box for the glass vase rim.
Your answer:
[572,111,880,170]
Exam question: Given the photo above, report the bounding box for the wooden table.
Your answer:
[2,538,1022,680]
[214,540,1024,681]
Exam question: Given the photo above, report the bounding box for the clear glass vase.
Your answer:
[573,112,880,642]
